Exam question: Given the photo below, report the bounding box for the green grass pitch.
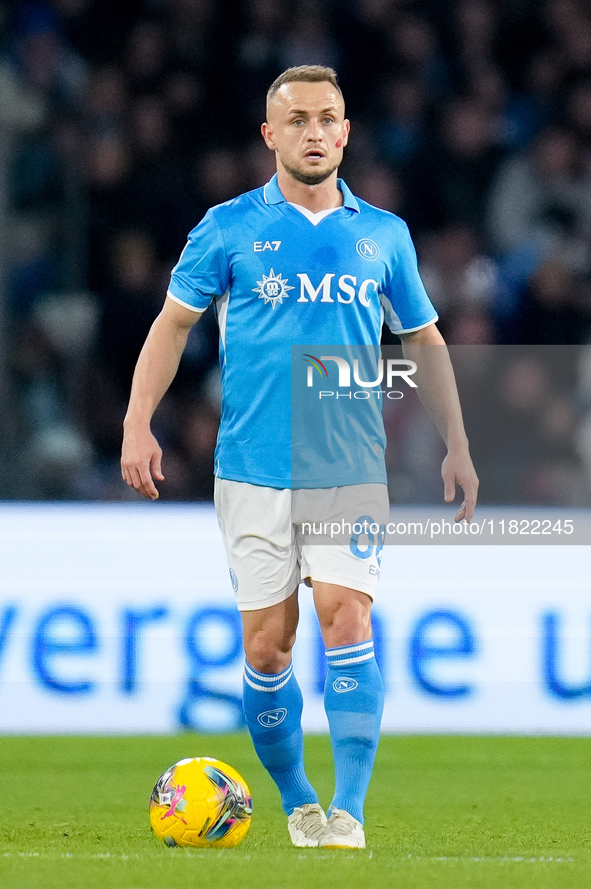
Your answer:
[0,734,590,889]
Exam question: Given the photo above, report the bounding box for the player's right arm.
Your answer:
[121,294,203,500]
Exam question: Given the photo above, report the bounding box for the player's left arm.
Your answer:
[398,322,479,522]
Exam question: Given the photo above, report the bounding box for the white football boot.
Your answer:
[287,803,328,847]
[319,807,366,849]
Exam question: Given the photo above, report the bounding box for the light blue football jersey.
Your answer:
[168,174,437,488]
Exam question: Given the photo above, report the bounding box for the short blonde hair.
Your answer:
[266,66,343,113]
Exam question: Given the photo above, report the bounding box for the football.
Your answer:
[149,757,252,848]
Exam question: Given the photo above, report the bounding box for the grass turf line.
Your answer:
[0,734,590,889]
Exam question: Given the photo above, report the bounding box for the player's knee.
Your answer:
[321,597,372,647]
[243,628,295,674]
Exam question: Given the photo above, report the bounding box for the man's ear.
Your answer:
[342,118,350,147]
[261,121,276,150]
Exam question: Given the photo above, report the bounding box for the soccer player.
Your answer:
[121,66,478,849]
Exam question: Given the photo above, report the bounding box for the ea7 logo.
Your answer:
[257,707,288,727]
[333,677,359,693]
[254,240,281,252]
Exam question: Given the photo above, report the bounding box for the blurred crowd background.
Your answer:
[1,0,591,504]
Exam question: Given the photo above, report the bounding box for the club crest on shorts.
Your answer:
[229,568,238,592]
[333,677,359,693]
[257,708,288,727]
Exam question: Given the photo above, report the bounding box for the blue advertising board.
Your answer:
[0,504,590,733]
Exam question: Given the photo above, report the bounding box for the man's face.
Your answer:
[262,81,349,186]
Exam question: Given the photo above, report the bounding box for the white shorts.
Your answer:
[214,478,388,611]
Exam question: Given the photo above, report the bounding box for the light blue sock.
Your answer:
[243,660,318,815]
[324,640,384,824]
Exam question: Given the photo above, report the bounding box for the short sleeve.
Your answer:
[381,221,438,334]
[168,209,231,311]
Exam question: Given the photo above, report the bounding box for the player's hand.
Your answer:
[121,425,164,500]
[441,446,479,523]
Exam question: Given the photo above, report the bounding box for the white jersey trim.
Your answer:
[381,293,438,335]
[397,316,439,334]
[216,288,230,350]
[287,203,340,225]
[166,290,208,313]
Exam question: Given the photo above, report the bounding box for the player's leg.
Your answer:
[241,595,326,845]
[312,581,384,849]
[297,482,387,846]
[214,478,325,846]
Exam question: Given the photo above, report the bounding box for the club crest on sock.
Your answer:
[332,677,359,693]
[257,707,288,727]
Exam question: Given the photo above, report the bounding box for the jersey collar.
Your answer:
[263,173,360,212]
